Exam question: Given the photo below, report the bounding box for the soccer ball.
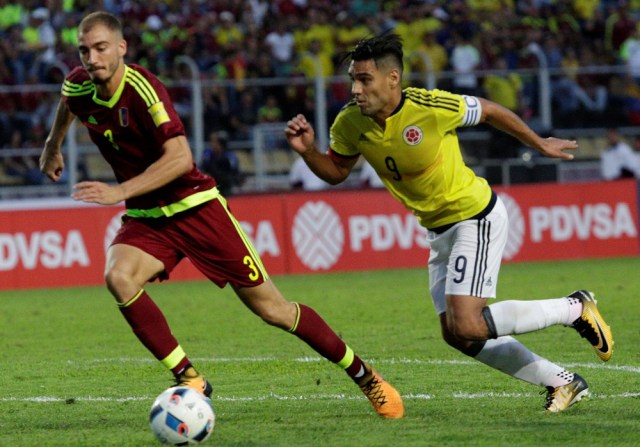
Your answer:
[149,386,215,445]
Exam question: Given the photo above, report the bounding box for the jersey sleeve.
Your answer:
[328,104,360,158]
[422,88,482,132]
[128,65,184,146]
[61,66,92,104]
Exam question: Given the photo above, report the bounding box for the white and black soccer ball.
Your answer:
[149,386,215,445]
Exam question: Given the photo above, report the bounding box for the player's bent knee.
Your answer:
[105,267,124,289]
[448,319,490,341]
[104,267,137,298]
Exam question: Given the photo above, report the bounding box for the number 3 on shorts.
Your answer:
[243,255,260,281]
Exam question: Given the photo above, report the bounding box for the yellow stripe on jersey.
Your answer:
[125,67,169,126]
[126,67,160,107]
[330,87,491,230]
[62,79,94,97]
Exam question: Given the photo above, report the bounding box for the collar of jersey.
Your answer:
[389,91,406,118]
[91,65,129,108]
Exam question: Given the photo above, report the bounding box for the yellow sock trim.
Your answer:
[337,346,355,369]
[118,289,145,308]
[161,346,186,370]
[288,303,301,333]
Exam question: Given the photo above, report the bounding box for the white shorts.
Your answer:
[427,195,508,315]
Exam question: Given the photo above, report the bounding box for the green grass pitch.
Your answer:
[1,257,639,446]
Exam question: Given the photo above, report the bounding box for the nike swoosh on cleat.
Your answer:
[589,309,609,354]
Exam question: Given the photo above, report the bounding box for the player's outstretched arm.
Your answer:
[479,98,577,160]
[72,135,194,206]
[284,114,355,185]
[40,99,75,182]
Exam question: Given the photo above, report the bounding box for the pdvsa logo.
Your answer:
[291,201,430,271]
[292,201,344,270]
[402,126,423,146]
[0,231,89,270]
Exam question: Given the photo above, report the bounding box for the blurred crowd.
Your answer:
[2,0,640,184]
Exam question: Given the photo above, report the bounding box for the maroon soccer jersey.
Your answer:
[62,64,215,210]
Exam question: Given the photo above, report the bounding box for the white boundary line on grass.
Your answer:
[79,356,640,374]
[6,356,639,404]
[2,392,640,404]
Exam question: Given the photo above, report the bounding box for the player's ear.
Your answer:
[118,38,127,57]
[388,68,400,89]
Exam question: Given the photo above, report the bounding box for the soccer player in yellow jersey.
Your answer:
[285,33,614,413]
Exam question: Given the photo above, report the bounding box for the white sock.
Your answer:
[567,295,583,322]
[474,336,574,387]
[488,298,580,336]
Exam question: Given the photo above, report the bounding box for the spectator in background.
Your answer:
[264,20,295,77]
[335,12,370,55]
[257,94,285,151]
[257,94,283,124]
[600,127,640,180]
[59,13,79,47]
[3,126,45,185]
[246,0,269,28]
[229,88,259,141]
[216,11,244,53]
[0,0,24,32]
[483,55,523,159]
[296,38,334,79]
[619,24,640,85]
[22,7,57,81]
[289,156,329,191]
[410,30,448,82]
[483,56,522,114]
[553,46,609,127]
[303,8,335,57]
[604,1,636,53]
[449,31,482,96]
[200,130,243,196]
[203,84,230,136]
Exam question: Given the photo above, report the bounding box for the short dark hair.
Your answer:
[79,11,123,37]
[345,33,404,72]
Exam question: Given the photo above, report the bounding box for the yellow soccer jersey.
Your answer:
[329,87,492,230]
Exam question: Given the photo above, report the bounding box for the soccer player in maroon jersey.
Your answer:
[39,11,403,419]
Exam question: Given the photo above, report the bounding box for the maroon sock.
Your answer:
[290,303,364,378]
[118,290,190,374]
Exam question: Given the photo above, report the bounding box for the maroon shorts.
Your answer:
[111,198,268,288]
